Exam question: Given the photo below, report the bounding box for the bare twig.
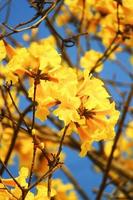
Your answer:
[96,86,133,200]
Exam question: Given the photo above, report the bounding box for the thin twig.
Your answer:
[96,86,133,200]
[61,165,90,200]
[0,104,33,175]
[0,159,22,190]
[1,1,57,39]
[28,140,37,187]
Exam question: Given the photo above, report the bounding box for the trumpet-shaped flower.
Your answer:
[54,73,119,156]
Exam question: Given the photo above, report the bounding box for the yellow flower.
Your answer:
[0,167,30,199]
[0,183,11,199]
[28,66,79,122]
[126,121,133,139]
[123,0,133,9]
[52,179,78,200]
[7,47,30,75]
[2,38,61,84]
[95,0,116,14]
[56,8,70,26]
[77,103,119,156]
[40,36,56,47]
[53,71,119,156]
[56,0,95,31]
[0,40,6,61]
[1,175,77,200]
[34,184,56,200]
[54,94,81,125]
[0,126,16,164]
[80,50,103,72]
[104,140,120,158]
[53,67,81,125]
[28,41,61,72]
[28,80,59,121]
[76,79,119,156]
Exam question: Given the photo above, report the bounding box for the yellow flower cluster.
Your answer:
[0,38,119,157]
[80,49,103,72]
[0,167,78,200]
[0,122,65,176]
[105,121,133,170]
[56,0,133,48]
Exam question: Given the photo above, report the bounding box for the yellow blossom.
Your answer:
[123,0,133,9]
[54,71,119,156]
[28,41,61,72]
[7,47,30,75]
[0,40,6,61]
[95,0,116,14]
[80,49,103,72]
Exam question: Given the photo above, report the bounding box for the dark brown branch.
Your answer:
[96,86,133,200]
[0,104,33,175]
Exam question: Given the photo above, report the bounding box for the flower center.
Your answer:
[78,107,95,119]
